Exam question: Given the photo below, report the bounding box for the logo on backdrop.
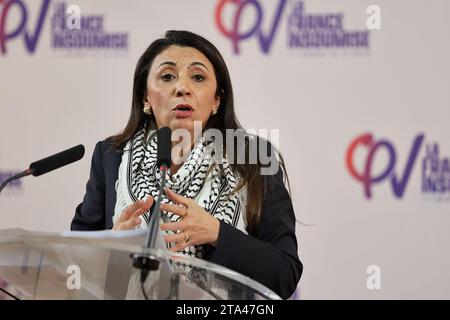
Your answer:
[346,133,450,201]
[215,0,287,55]
[288,1,369,50]
[422,143,450,199]
[0,0,128,55]
[215,0,370,55]
[0,0,50,54]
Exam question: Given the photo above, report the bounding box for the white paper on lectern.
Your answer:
[61,220,169,252]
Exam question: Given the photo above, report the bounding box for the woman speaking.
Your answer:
[71,30,302,299]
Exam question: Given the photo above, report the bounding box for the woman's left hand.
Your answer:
[160,188,220,252]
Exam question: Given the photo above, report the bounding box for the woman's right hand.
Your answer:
[113,196,154,230]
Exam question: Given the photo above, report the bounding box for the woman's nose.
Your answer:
[175,77,191,97]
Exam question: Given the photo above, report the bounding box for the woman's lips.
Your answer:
[173,104,194,118]
[173,109,194,118]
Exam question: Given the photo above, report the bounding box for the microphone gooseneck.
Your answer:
[131,127,173,299]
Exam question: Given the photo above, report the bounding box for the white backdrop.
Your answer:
[1,0,449,299]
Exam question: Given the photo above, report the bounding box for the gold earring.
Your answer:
[143,101,152,115]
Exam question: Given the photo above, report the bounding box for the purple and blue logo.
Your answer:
[215,0,287,55]
[0,0,50,54]
[346,133,450,200]
[0,0,128,55]
[215,0,370,55]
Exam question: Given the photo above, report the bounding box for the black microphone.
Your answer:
[0,144,85,194]
[156,126,172,168]
[132,127,173,297]
[29,144,85,176]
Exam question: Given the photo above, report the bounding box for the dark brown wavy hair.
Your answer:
[107,30,289,235]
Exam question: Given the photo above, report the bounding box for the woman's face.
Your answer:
[146,45,220,135]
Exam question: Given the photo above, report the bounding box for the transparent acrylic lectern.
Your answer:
[0,229,281,300]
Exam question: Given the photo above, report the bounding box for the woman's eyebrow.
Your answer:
[156,61,209,71]
[157,61,176,69]
[189,62,209,71]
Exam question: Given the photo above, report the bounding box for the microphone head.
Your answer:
[29,144,85,177]
[157,127,172,168]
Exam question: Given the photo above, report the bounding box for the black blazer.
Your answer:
[71,141,303,299]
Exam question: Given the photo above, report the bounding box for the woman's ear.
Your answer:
[213,95,221,111]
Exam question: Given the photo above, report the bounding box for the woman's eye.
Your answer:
[192,74,205,82]
[161,74,175,81]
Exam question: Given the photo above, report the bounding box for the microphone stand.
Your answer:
[0,169,32,195]
[131,164,178,300]
[144,164,168,251]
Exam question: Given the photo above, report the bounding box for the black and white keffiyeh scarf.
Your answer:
[114,125,247,258]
